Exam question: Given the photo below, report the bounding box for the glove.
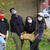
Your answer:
[20,33,24,40]
[30,39,34,43]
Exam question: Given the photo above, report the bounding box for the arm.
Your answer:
[34,34,39,40]
[0,31,9,39]
[33,21,36,31]
[5,30,9,39]
[5,18,9,39]
[0,33,5,38]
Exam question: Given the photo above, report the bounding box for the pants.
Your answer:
[0,36,7,50]
[12,32,23,50]
[30,39,41,50]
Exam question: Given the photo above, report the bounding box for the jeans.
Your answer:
[0,36,7,50]
[30,39,41,50]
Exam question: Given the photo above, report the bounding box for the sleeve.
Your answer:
[6,22,9,30]
[19,16,24,31]
[24,26,27,31]
[4,19,9,30]
[34,21,36,31]
[32,20,36,31]
[20,16,24,25]
[37,27,43,35]
[24,22,27,31]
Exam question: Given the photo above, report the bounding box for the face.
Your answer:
[27,17,32,23]
[38,16,43,21]
[11,9,16,14]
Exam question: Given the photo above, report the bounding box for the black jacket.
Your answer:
[24,20,36,33]
[10,14,24,36]
[0,18,9,35]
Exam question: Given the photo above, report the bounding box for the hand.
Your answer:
[33,34,39,40]
[24,31,27,34]
[0,33,1,35]
[20,35,24,40]
[33,38,36,40]
[5,35,8,39]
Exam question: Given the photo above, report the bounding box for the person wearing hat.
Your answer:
[30,12,47,50]
[0,12,9,50]
[9,8,24,50]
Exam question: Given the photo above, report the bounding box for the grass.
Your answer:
[6,29,50,50]
[39,41,50,50]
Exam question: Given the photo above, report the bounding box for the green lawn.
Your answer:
[6,29,50,50]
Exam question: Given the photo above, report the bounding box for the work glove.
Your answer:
[30,39,34,43]
[30,32,34,42]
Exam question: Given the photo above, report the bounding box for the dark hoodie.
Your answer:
[10,14,24,36]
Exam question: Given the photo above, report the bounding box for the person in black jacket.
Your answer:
[10,8,24,50]
[0,12,9,50]
[24,16,36,50]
